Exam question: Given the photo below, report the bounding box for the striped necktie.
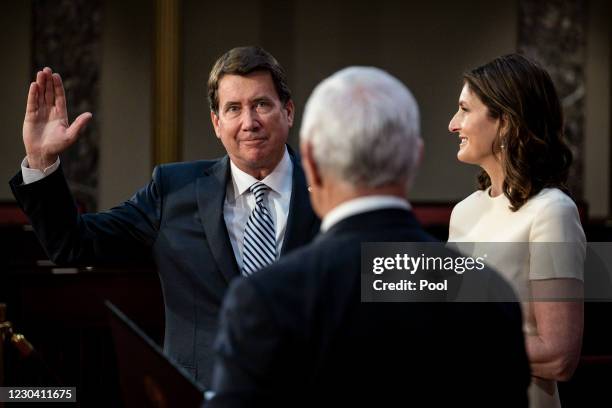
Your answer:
[241,182,277,276]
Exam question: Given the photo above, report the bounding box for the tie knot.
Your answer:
[249,182,269,204]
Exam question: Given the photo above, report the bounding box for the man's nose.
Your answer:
[242,109,261,131]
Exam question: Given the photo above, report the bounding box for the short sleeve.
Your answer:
[529,198,586,281]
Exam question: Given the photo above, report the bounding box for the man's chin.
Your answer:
[241,150,284,173]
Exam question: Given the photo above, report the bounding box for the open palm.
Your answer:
[23,67,92,170]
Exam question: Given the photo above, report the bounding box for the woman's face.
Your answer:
[448,83,501,167]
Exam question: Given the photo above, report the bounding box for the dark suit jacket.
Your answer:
[9,148,319,386]
[210,208,530,407]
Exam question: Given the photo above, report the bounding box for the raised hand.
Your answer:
[23,67,92,170]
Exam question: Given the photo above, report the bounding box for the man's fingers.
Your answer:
[35,71,45,108]
[25,83,38,115]
[52,73,68,116]
[66,112,93,141]
[44,67,54,107]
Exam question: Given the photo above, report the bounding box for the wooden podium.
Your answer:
[0,214,164,407]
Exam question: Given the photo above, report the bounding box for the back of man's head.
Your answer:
[300,67,422,191]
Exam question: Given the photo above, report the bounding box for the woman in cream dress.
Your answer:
[448,54,585,408]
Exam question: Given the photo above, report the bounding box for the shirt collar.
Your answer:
[228,146,292,201]
[320,195,411,233]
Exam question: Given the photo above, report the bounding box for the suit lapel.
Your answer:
[281,149,319,254]
[196,156,240,283]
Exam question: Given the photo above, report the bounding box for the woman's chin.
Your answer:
[456,151,471,164]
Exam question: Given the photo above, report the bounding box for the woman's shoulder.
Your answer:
[453,189,488,211]
[525,187,578,212]
[526,188,585,243]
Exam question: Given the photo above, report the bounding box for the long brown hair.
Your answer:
[464,53,572,211]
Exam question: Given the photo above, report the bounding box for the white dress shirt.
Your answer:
[21,156,61,184]
[320,195,411,233]
[224,147,293,269]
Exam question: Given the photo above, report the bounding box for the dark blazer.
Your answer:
[210,208,530,407]
[9,148,320,386]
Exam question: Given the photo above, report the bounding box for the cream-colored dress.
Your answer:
[448,187,586,408]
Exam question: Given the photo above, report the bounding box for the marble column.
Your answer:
[518,0,587,199]
[32,0,102,211]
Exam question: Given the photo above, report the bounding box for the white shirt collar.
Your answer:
[320,195,411,233]
[228,146,292,201]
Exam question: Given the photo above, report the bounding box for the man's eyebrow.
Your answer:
[222,101,240,109]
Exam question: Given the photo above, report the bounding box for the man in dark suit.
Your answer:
[209,67,531,406]
[9,46,319,386]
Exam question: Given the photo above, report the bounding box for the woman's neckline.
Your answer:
[486,186,506,201]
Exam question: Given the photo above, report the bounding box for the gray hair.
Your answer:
[300,66,422,190]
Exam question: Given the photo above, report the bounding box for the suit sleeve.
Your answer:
[209,277,283,407]
[9,164,162,266]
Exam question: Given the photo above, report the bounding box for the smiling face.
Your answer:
[448,83,501,168]
[211,71,294,178]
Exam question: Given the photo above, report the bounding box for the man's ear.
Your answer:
[300,141,322,189]
[211,110,221,139]
[284,100,295,128]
